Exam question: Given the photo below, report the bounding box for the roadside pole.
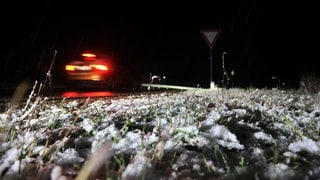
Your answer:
[200,29,221,89]
[209,46,214,88]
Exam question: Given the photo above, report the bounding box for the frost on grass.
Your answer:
[1,88,320,179]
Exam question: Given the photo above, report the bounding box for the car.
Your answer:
[65,52,116,89]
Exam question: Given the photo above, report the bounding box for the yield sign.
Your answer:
[200,29,221,48]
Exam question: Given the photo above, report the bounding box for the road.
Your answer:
[0,83,195,114]
[0,85,130,101]
[0,82,189,103]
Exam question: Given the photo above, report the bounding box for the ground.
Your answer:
[1,88,320,179]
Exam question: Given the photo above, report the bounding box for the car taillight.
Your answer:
[90,64,108,71]
[82,53,96,60]
[82,53,96,58]
[65,65,77,71]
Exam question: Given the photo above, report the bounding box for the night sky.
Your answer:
[1,1,319,89]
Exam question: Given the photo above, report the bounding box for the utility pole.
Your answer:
[222,52,229,88]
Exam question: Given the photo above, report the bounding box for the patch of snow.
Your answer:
[114,131,143,152]
[81,118,95,133]
[254,131,275,144]
[121,150,152,179]
[186,135,210,148]
[143,132,159,145]
[55,148,85,166]
[266,163,295,180]
[288,137,320,155]
[209,125,244,150]
[233,109,247,118]
[0,113,9,121]
[0,148,19,175]
[164,139,183,151]
[207,110,221,122]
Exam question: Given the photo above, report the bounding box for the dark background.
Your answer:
[1,1,319,89]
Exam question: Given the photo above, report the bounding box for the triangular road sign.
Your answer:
[200,29,221,48]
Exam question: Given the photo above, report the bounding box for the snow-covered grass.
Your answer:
[1,87,320,179]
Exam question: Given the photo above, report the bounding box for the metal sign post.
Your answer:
[209,46,213,88]
[200,29,221,89]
